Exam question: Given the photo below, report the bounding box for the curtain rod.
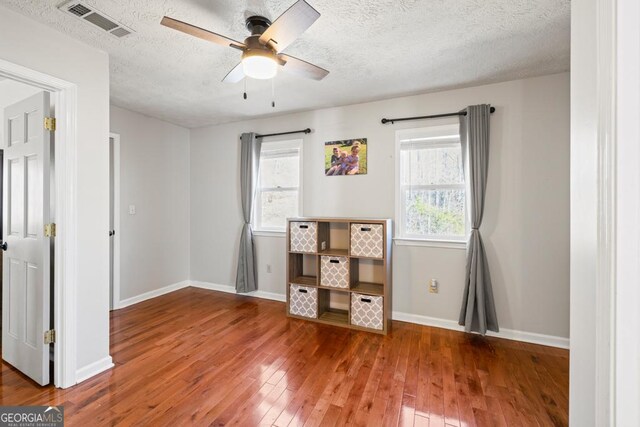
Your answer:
[380,106,495,124]
[241,128,311,139]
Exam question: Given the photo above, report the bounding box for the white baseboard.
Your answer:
[250,290,286,302]
[116,280,190,309]
[117,281,568,349]
[190,281,235,294]
[392,311,569,349]
[76,356,114,383]
[190,281,286,302]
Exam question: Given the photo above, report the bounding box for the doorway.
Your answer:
[109,133,120,310]
[0,58,79,389]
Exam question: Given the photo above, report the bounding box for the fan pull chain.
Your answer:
[271,78,276,108]
[243,79,247,100]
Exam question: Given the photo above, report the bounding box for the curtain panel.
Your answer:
[236,132,262,293]
[458,104,499,335]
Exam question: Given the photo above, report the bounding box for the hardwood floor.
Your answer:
[1,287,569,426]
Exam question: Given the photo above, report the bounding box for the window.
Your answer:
[254,139,302,232]
[396,125,467,242]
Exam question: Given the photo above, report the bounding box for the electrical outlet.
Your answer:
[128,204,136,215]
[429,278,438,294]
[266,264,272,273]
[321,241,327,251]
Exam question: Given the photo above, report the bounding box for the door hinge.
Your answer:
[44,329,56,345]
[44,223,56,237]
[44,117,56,132]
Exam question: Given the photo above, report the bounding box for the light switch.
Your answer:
[429,278,438,294]
[128,205,136,215]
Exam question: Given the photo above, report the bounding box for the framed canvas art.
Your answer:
[325,138,367,176]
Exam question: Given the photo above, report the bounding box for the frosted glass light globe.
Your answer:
[242,54,277,79]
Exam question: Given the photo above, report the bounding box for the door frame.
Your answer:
[0,58,78,388]
[109,133,121,310]
[614,0,640,423]
[573,0,640,424]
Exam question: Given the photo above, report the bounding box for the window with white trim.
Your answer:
[254,139,302,232]
[396,125,467,241]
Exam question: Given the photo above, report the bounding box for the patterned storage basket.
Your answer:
[289,284,318,319]
[289,221,317,253]
[350,223,383,258]
[350,292,384,330]
[320,256,349,289]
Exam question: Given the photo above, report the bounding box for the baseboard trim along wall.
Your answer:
[390,312,570,349]
[190,281,286,303]
[76,356,114,383]
[116,281,569,349]
[189,282,569,349]
[116,280,190,309]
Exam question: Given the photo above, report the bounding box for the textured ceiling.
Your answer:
[1,0,570,128]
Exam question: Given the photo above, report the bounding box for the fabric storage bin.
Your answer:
[289,221,317,253]
[320,256,349,289]
[350,223,383,258]
[289,284,318,319]
[350,292,384,330]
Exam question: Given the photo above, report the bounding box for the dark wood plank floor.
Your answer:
[1,287,569,426]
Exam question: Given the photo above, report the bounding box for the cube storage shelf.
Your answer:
[286,217,392,335]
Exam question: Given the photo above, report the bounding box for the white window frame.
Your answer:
[253,139,303,235]
[395,124,467,248]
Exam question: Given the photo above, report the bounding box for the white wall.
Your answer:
[110,106,190,303]
[190,73,570,342]
[0,5,111,382]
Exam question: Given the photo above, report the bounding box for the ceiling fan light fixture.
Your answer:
[161,0,329,83]
[242,50,278,80]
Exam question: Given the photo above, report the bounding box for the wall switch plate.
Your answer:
[429,278,438,293]
[128,205,136,215]
[266,264,272,273]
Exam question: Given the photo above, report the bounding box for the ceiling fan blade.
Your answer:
[279,54,329,80]
[259,0,320,52]
[222,63,245,83]
[161,16,245,50]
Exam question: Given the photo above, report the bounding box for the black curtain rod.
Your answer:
[381,107,495,124]
[255,128,311,139]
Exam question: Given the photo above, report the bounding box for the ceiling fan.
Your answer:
[161,0,329,83]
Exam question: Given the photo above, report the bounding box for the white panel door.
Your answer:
[2,92,52,386]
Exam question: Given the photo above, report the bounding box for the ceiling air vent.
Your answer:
[58,1,135,38]
[68,3,91,17]
[110,27,131,38]
[83,12,118,31]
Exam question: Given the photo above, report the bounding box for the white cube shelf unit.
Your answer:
[286,217,392,335]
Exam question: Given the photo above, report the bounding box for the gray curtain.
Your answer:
[458,104,499,335]
[236,132,262,293]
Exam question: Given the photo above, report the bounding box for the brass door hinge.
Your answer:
[44,117,56,132]
[44,329,56,344]
[44,223,56,237]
